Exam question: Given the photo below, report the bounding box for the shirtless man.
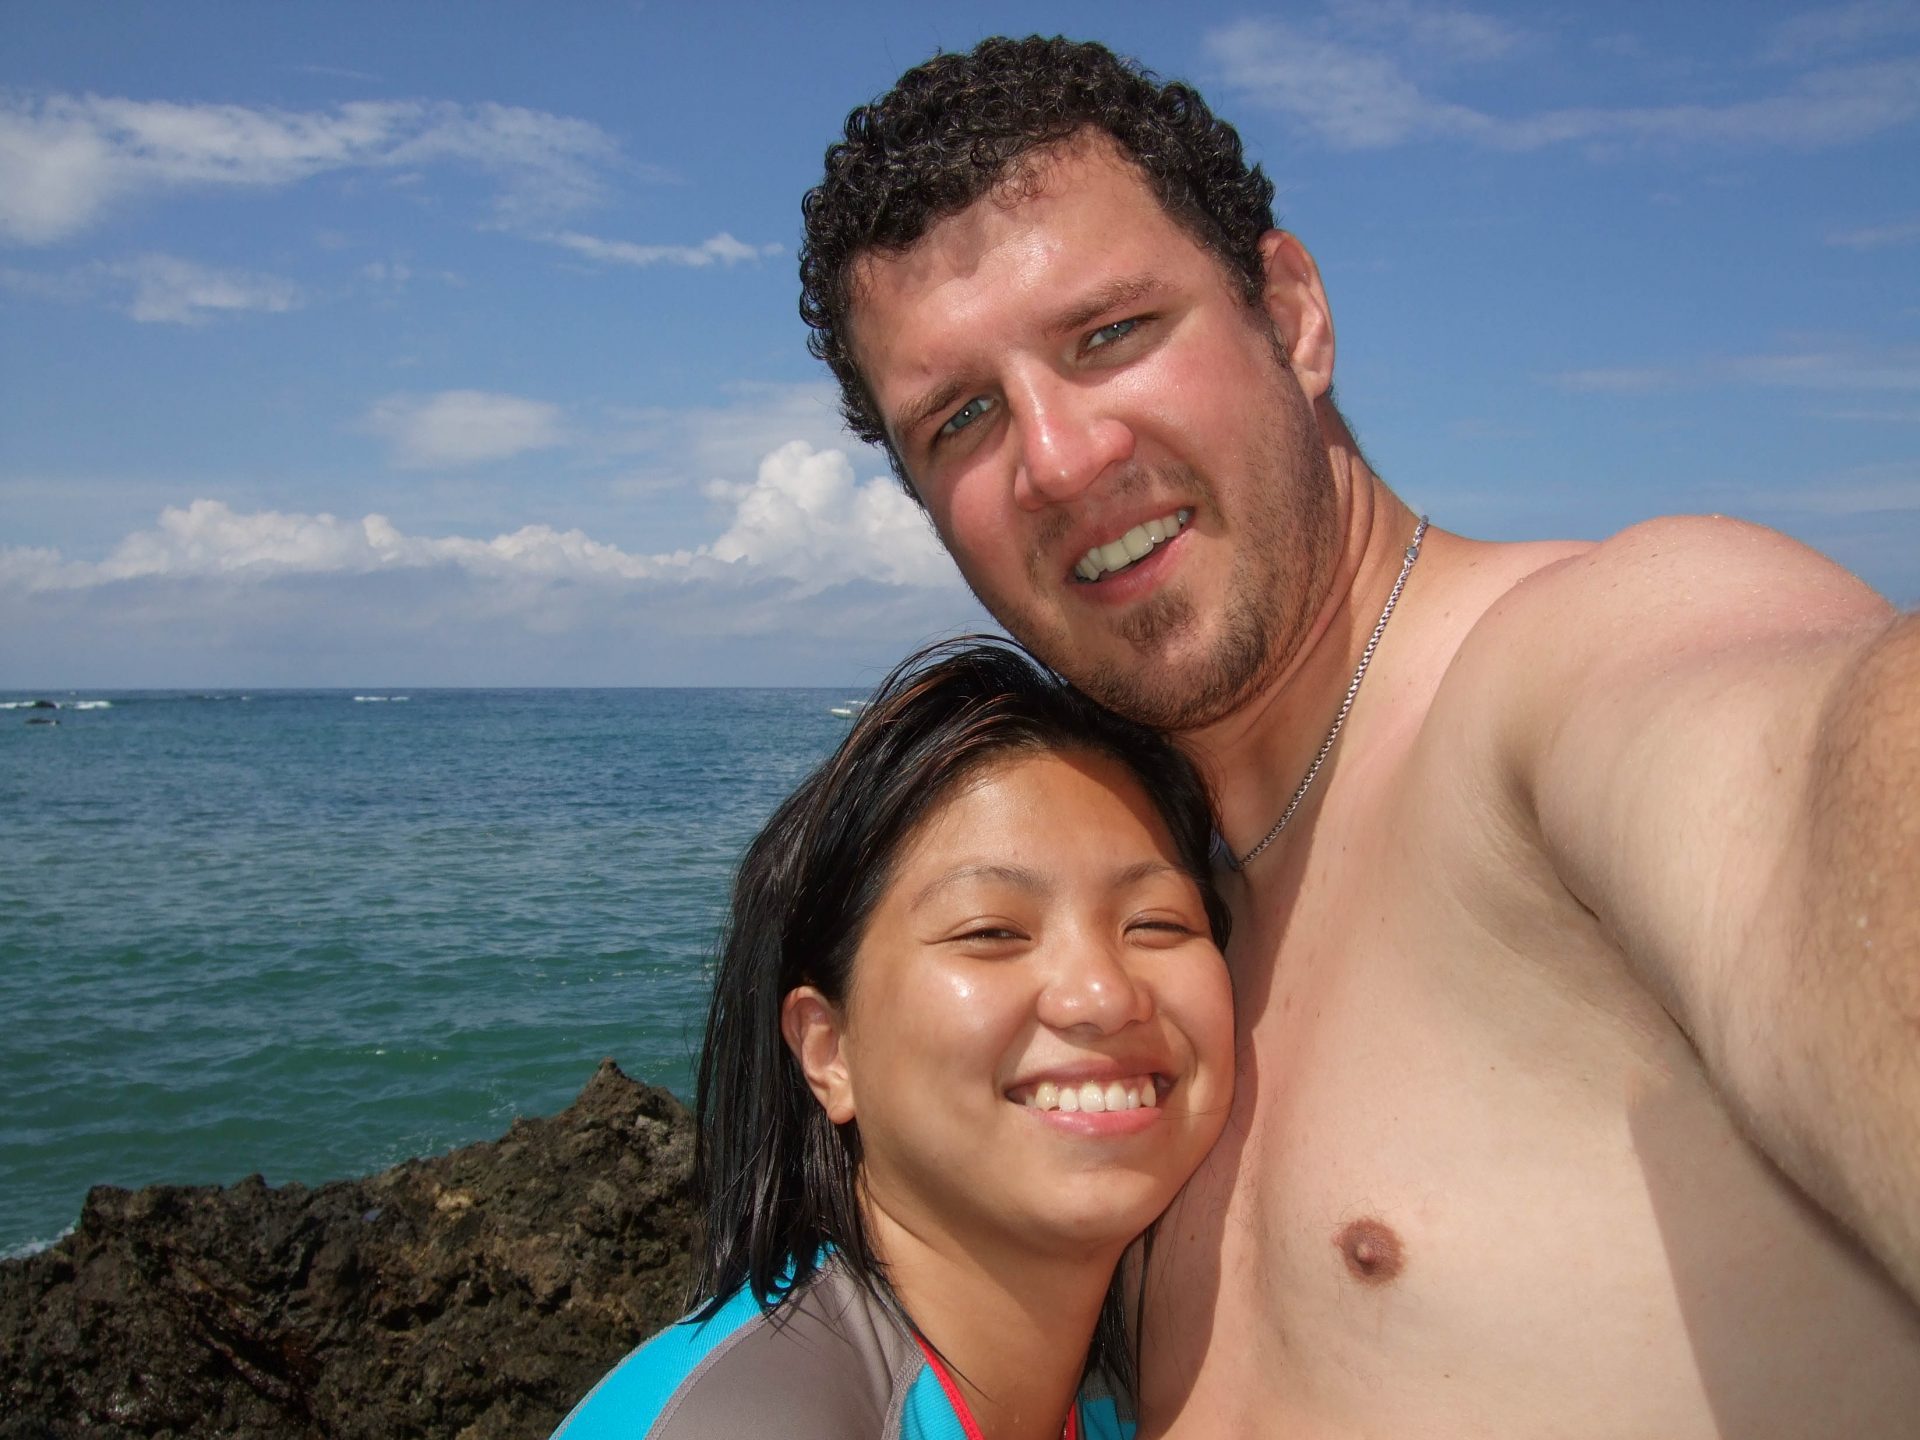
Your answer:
[798,35,1920,1439]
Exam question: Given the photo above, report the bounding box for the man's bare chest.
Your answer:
[1142,802,1920,1438]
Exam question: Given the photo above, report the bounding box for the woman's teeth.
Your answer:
[1074,509,1192,582]
[1019,1077,1160,1113]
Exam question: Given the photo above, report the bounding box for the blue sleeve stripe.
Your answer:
[899,1366,974,1440]
[549,1286,771,1440]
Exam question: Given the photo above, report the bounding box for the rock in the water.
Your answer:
[0,1059,696,1440]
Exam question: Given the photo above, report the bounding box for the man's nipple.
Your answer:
[1334,1217,1404,1286]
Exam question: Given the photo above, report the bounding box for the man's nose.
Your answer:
[1035,931,1155,1035]
[1013,377,1134,510]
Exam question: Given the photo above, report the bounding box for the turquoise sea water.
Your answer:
[0,689,856,1257]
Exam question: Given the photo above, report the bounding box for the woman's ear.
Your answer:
[781,986,856,1125]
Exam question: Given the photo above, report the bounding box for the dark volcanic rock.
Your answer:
[0,1060,696,1440]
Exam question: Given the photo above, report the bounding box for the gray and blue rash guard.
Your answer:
[551,1255,1133,1440]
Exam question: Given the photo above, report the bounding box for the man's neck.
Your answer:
[1180,462,1422,863]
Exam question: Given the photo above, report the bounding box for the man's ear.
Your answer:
[781,986,856,1125]
[1257,230,1335,403]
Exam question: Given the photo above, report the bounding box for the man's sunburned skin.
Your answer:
[1139,526,1920,1440]
[843,125,1920,1440]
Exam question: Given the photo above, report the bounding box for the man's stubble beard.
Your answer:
[1077,415,1336,733]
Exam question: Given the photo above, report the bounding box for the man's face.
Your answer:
[849,135,1338,732]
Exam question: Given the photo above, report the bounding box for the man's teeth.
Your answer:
[1074,509,1191,582]
[1019,1077,1161,1113]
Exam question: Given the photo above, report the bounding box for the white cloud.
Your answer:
[0,93,621,245]
[603,380,891,499]
[0,441,958,597]
[1207,13,1920,152]
[547,229,782,268]
[362,390,568,469]
[706,440,948,589]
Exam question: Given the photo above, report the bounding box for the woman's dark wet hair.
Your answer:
[799,34,1276,483]
[691,636,1229,1395]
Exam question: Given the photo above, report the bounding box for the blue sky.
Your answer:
[3,0,1916,685]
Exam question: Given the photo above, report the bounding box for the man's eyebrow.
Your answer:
[1046,274,1162,339]
[886,275,1166,449]
[891,378,972,452]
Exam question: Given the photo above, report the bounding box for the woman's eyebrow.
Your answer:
[909,858,1186,911]
[910,862,1045,910]
[1111,859,1184,888]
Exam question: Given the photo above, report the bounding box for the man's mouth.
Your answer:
[1008,1074,1165,1113]
[1072,508,1192,583]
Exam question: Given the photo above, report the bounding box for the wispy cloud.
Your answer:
[1741,460,1920,516]
[1826,217,1920,249]
[361,390,568,470]
[1545,366,1678,394]
[0,441,954,599]
[546,229,782,268]
[1762,2,1920,64]
[114,253,302,323]
[1547,342,1920,397]
[1724,344,1920,392]
[1324,0,1524,64]
[0,93,622,245]
[1207,9,1920,152]
[1,251,303,323]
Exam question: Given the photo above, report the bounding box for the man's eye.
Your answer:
[938,395,996,439]
[1086,317,1142,351]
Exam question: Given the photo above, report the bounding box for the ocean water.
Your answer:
[0,689,859,1257]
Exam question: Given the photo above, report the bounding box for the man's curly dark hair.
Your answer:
[799,35,1277,480]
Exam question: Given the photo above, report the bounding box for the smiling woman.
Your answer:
[551,638,1234,1440]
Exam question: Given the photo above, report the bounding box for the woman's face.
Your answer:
[785,747,1234,1264]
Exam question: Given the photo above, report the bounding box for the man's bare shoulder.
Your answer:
[1431,515,1890,735]
[1459,514,1887,667]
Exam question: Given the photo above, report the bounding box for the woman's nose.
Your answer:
[1035,932,1154,1035]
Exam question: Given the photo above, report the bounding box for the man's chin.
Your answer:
[1073,621,1275,734]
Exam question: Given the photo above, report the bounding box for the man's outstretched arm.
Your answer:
[1477,516,1919,1300]
[1748,613,1920,1296]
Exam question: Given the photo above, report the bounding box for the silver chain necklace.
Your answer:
[1228,516,1430,871]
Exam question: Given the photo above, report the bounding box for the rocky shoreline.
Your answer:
[0,1060,697,1440]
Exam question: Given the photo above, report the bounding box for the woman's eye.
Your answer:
[1127,916,1197,942]
[959,925,1022,941]
[938,395,996,439]
[1086,317,1142,351]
